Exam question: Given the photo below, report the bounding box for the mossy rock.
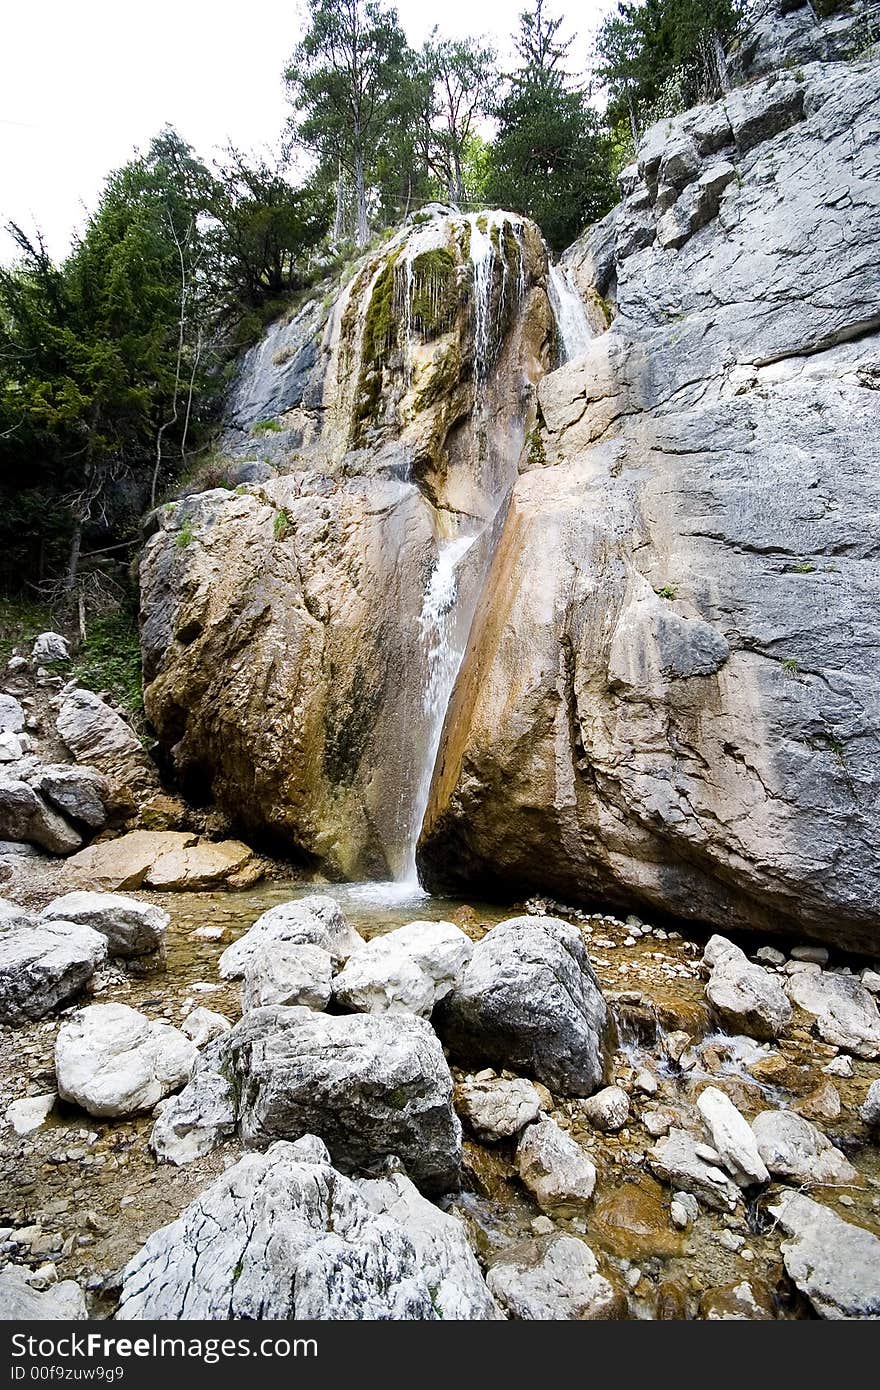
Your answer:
[413,342,464,414]
[409,248,459,338]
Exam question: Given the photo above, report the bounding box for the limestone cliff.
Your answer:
[140,211,553,877]
[418,20,880,950]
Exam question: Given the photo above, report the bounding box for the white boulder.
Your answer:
[332,919,472,1016]
[55,1003,197,1117]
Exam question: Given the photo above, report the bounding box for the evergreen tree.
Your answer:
[595,0,744,140]
[286,0,411,246]
[415,33,497,207]
[486,1,615,252]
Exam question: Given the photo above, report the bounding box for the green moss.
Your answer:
[589,288,614,328]
[176,521,195,549]
[526,426,546,468]
[782,657,799,676]
[655,583,677,600]
[409,248,458,337]
[251,418,284,435]
[273,508,291,542]
[792,562,816,574]
[352,250,403,441]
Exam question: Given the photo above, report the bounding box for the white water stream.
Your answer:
[548,262,593,362]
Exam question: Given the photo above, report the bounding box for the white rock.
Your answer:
[634,1069,658,1095]
[696,1086,769,1187]
[455,1076,542,1142]
[4,1092,56,1135]
[860,1079,880,1129]
[787,970,880,1058]
[150,1043,238,1165]
[861,969,880,995]
[357,1168,501,1319]
[648,1128,741,1212]
[824,1055,853,1078]
[333,919,472,1017]
[0,1265,86,1319]
[241,941,332,1012]
[515,1116,597,1212]
[219,895,362,978]
[703,935,792,1040]
[751,1109,858,1185]
[0,695,26,733]
[55,1003,197,1117]
[32,633,70,664]
[181,1007,232,1048]
[769,1190,880,1320]
[0,730,23,761]
[487,1234,620,1320]
[756,946,786,967]
[40,891,168,958]
[7,655,28,673]
[119,1137,494,1320]
[579,1085,631,1133]
[0,919,107,1024]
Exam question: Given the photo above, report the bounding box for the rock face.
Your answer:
[224,1005,461,1194]
[65,830,261,892]
[435,916,610,1096]
[332,919,472,1016]
[55,1003,197,1117]
[769,1189,880,1320]
[418,46,880,953]
[487,1234,621,1320]
[40,891,168,958]
[0,919,107,1025]
[140,210,553,879]
[703,936,792,1041]
[120,1137,496,1320]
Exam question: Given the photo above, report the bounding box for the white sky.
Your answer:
[0,0,614,264]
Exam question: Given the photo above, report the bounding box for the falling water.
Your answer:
[548,262,593,363]
[398,529,479,884]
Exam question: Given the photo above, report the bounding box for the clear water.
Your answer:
[548,262,593,362]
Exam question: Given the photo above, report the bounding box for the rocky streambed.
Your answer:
[2,876,879,1320]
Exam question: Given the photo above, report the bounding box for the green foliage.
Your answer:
[0,596,54,666]
[655,583,678,599]
[485,3,616,251]
[595,0,745,139]
[176,520,195,549]
[251,418,284,434]
[71,604,144,719]
[273,508,291,541]
[782,657,799,676]
[792,562,816,574]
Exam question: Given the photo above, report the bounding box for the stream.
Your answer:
[3,872,878,1319]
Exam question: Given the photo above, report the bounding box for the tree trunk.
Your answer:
[64,518,82,595]
[334,159,346,243]
[627,90,639,145]
[354,147,368,248]
[452,146,464,209]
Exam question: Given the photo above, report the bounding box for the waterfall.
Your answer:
[548,263,593,363]
[398,528,479,885]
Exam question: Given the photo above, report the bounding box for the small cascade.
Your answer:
[548,262,593,363]
[465,215,497,381]
[398,528,479,884]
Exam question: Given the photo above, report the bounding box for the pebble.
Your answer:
[531,1216,554,1235]
[824,1055,853,1078]
[626,1268,642,1290]
[838,1195,855,1208]
[719,1230,744,1252]
[634,1070,658,1096]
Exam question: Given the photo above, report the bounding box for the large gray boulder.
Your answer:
[435,916,610,1096]
[150,1039,238,1165]
[55,1003,197,1117]
[226,1005,461,1194]
[56,687,157,800]
[332,919,472,1017]
[240,941,333,1013]
[118,1137,494,1320]
[0,695,25,733]
[455,1076,542,1142]
[0,919,107,1024]
[751,1108,858,1186]
[40,890,169,958]
[787,970,880,1058]
[703,936,792,1041]
[769,1190,880,1320]
[0,779,81,854]
[219,895,363,979]
[31,632,70,664]
[32,764,109,829]
[696,1086,769,1188]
